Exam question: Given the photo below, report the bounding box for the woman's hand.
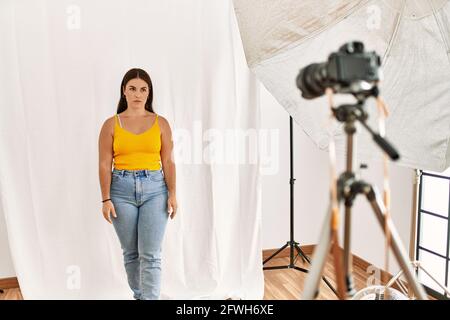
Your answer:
[167,195,178,220]
[102,200,117,224]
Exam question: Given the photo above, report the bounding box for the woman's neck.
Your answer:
[122,109,151,118]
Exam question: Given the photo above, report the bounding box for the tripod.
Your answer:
[302,94,428,300]
[263,116,337,297]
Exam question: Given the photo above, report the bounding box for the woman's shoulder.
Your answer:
[100,115,117,135]
[104,114,117,126]
[156,113,168,123]
[156,114,170,128]
[156,115,171,136]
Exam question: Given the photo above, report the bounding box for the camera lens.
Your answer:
[296,63,327,99]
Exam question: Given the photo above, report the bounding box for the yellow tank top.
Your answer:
[113,113,162,170]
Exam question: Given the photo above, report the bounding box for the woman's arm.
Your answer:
[159,116,177,219]
[98,117,117,223]
[98,117,114,202]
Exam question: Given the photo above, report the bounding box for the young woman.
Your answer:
[98,68,177,300]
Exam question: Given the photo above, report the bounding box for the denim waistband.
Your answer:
[112,168,163,177]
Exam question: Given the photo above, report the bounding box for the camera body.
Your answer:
[297,41,382,99]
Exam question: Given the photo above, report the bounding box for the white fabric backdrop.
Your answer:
[233,0,450,172]
[0,0,263,299]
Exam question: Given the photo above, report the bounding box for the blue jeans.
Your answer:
[110,168,169,300]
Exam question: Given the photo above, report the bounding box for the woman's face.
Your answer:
[123,78,149,110]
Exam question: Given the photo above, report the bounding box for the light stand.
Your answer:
[263,116,337,297]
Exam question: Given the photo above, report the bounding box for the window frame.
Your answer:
[416,170,450,299]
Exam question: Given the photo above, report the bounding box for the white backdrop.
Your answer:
[0,0,263,299]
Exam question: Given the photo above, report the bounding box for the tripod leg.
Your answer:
[294,244,307,264]
[294,244,309,263]
[343,205,356,296]
[331,230,347,299]
[263,243,289,265]
[366,187,428,300]
[302,204,333,300]
[294,243,338,295]
[386,269,405,288]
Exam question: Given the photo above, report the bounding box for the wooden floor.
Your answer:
[0,255,371,300]
[0,288,22,300]
[263,255,368,300]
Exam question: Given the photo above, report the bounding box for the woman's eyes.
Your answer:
[129,88,147,92]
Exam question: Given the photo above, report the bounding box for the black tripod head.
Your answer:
[331,86,400,161]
